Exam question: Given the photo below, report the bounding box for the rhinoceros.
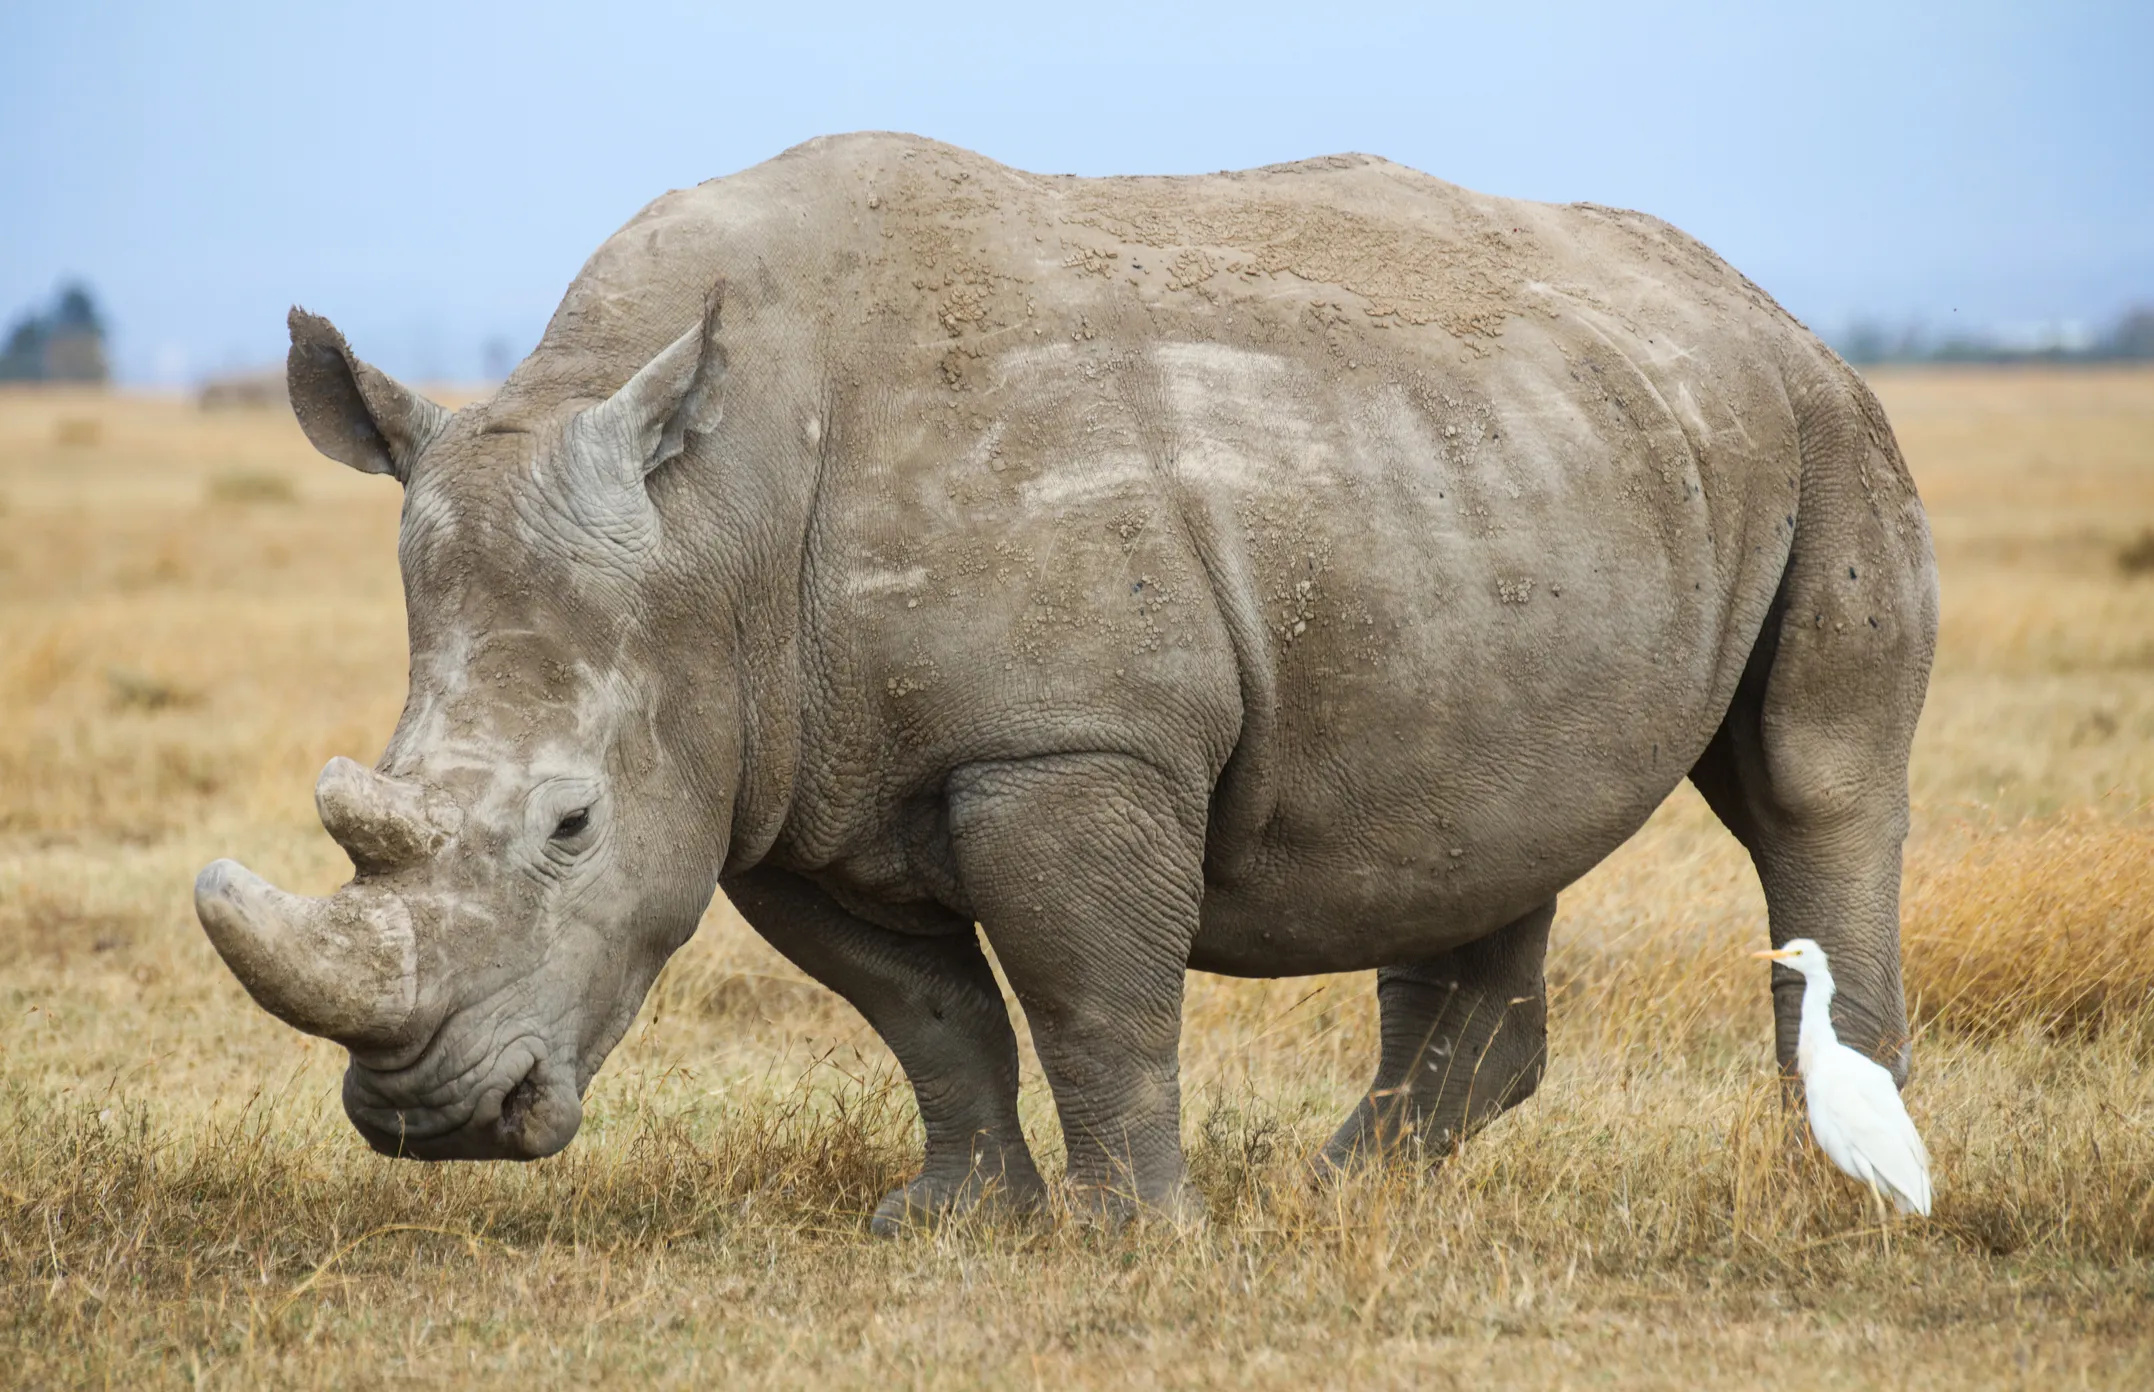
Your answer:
[195,133,1935,1230]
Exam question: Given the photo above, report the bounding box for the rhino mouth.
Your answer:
[342,1036,583,1161]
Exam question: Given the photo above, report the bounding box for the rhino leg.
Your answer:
[948,753,1207,1222]
[721,867,1045,1235]
[1317,899,1553,1172]
[1685,380,1934,1089]
[1688,598,1925,1087]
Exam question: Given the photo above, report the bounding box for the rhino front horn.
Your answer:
[194,859,417,1047]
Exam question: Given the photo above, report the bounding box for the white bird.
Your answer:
[1754,938,1933,1217]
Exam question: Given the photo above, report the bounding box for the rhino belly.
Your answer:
[1187,733,1711,977]
[1185,548,1746,976]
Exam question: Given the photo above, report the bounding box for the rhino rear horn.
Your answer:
[315,756,457,875]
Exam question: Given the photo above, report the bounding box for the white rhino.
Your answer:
[196,133,1936,1230]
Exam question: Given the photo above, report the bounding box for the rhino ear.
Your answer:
[286,308,449,481]
[577,283,725,481]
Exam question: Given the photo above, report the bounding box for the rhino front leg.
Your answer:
[721,867,1045,1235]
[947,753,1207,1221]
[1318,899,1553,1171]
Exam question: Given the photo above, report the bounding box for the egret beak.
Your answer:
[1753,948,1797,961]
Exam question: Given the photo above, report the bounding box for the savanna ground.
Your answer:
[2,367,2151,1389]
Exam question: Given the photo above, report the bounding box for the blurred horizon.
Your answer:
[4,1,2149,385]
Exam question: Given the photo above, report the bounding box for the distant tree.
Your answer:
[0,314,45,381]
[42,281,109,382]
[51,283,104,332]
[1836,305,2154,366]
[0,282,110,383]
[1839,320,1890,365]
[2106,307,2154,361]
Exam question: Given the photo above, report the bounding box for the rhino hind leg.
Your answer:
[1687,598,1928,1086]
[721,868,1045,1236]
[948,753,1209,1223]
[1687,378,1934,1087]
[1316,900,1554,1173]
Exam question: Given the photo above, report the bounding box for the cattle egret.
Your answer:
[1755,939,1932,1217]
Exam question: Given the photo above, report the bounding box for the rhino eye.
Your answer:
[552,809,591,840]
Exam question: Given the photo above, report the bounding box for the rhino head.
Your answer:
[196,297,738,1160]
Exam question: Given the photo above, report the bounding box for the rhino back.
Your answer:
[510,131,1791,418]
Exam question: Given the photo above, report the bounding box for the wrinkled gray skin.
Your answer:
[196,133,1936,1231]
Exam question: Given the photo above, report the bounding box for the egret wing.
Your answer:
[1807,1048,1932,1216]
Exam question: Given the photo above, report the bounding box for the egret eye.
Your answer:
[552,809,591,840]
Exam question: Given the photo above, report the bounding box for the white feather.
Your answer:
[1769,938,1933,1217]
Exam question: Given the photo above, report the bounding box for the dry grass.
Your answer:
[1905,812,2154,1037]
[2,370,2152,1388]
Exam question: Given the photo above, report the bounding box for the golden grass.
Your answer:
[3,370,2153,1388]
[1903,812,2154,1037]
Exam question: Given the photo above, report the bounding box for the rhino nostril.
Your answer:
[499,1066,543,1137]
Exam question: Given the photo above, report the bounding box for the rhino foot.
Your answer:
[869,1167,1048,1237]
[1315,900,1555,1178]
[1059,1180,1209,1233]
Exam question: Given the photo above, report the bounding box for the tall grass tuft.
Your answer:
[1904,812,2154,1038]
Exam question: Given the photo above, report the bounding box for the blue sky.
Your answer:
[3,1,2147,383]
